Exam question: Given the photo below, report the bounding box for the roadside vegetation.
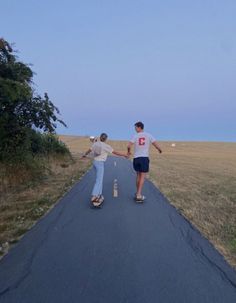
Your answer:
[0,38,68,177]
[0,39,92,257]
[149,141,236,268]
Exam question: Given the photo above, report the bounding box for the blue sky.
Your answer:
[1,0,236,141]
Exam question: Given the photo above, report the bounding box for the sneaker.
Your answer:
[98,195,104,203]
[135,195,146,202]
[91,196,100,203]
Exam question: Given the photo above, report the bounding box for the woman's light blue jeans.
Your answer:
[92,160,104,197]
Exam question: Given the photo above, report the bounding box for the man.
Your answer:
[127,121,162,202]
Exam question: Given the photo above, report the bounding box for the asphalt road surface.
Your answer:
[0,157,236,303]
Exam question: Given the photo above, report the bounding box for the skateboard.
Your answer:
[134,194,146,203]
[91,195,104,208]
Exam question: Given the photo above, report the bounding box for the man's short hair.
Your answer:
[134,121,144,129]
[100,133,108,142]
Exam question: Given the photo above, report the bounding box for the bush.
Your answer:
[31,132,70,156]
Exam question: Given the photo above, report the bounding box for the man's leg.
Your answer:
[136,172,146,197]
[136,172,140,191]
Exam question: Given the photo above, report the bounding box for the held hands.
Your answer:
[126,151,131,159]
[123,153,130,159]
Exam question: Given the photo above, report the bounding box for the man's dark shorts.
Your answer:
[133,157,150,173]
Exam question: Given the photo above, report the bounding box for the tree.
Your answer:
[0,38,67,161]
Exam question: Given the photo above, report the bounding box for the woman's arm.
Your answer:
[82,148,92,158]
[112,150,128,158]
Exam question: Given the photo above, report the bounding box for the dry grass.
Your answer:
[0,137,92,257]
[148,141,236,268]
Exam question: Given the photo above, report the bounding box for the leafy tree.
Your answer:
[0,38,67,161]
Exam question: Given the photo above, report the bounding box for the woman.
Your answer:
[83,133,128,206]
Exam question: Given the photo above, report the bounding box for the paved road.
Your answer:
[0,157,236,303]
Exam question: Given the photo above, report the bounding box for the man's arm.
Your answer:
[152,141,162,153]
[127,141,133,156]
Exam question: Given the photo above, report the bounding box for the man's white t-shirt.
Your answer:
[130,132,156,158]
[92,141,113,161]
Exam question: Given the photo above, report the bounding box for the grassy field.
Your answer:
[0,135,235,269]
[0,143,91,257]
[60,136,236,268]
[150,141,236,267]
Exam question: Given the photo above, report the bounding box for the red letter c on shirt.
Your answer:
[139,137,145,146]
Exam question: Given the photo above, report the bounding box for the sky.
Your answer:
[1,0,236,141]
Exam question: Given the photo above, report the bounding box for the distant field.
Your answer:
[60,136,236,268]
